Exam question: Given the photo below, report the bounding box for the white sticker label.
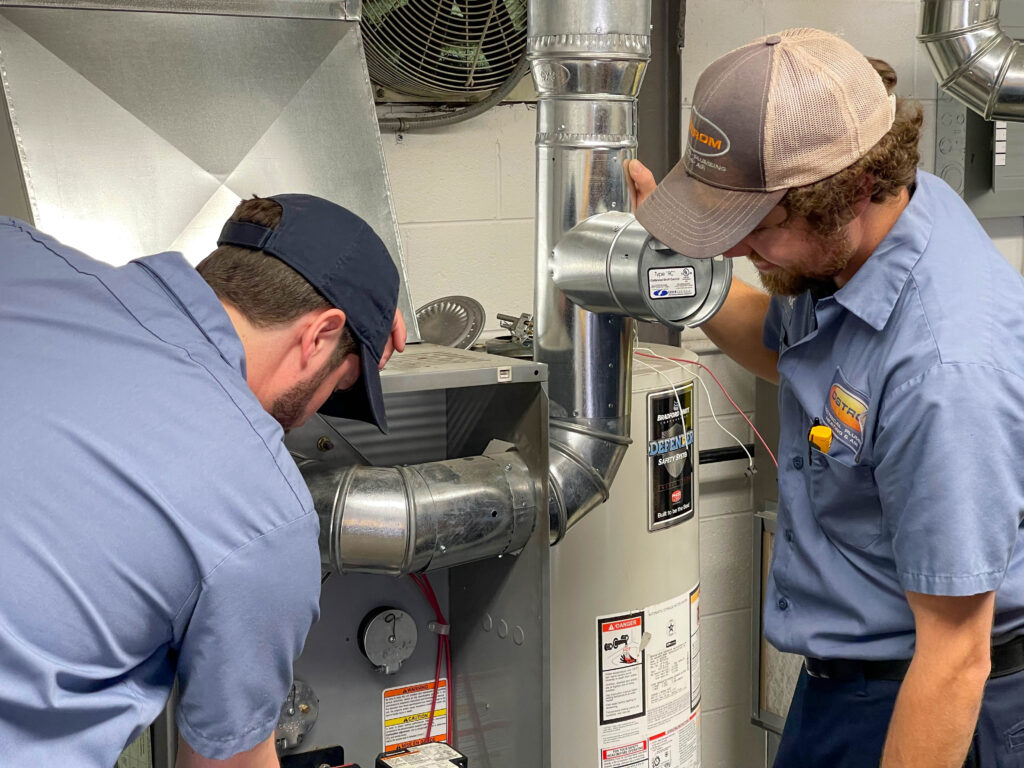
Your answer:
[380,741,463,766]
[596,586,701,768]
[648,267,696,299]
[382,679,448,752]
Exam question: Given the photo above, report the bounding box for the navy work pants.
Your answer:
[773,667,1024,767]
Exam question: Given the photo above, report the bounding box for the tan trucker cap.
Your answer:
[636,28,894,259]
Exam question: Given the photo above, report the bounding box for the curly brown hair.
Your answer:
[780,58,923,236]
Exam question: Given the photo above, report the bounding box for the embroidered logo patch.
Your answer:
[822,369,869,454]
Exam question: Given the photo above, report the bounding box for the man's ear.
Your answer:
[298,308,347,370]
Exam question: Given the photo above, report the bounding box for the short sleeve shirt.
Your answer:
[763,171,1024,660]
[0,219,322,763]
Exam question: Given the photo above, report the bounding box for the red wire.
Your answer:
[634,351,778,468]
[409,573,453,745]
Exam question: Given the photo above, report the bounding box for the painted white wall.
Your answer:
[381,3,1024,766]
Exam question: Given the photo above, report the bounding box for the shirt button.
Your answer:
[777,598,789,610]
[792,456,804,470]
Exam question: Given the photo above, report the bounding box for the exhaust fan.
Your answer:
[364,0,527,99]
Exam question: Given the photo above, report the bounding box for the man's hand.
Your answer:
[881,590,993,767]
[627,158,657,209]
[176,734,279,768]
[380,308,407,369]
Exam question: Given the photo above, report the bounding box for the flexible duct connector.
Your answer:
[300,453,536,575]
[919,0,1024,120]
[529,2,651,544]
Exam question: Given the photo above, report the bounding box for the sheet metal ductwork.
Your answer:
[920,0,1024,120]
[302,452,536,576]
[529,2,650,544]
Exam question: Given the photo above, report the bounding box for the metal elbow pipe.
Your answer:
[529,0,651,544]
[919,0,1024,120]
[547,422,631,543]
[301,453,536,575]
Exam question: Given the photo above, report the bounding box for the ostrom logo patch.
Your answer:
[829,384,867,433]
[822,373,870,454]
[687,109,730,158]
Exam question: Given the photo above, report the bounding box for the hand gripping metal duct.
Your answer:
[920,0,1024,120]
[529,2,651,544]
[300,452,536,576]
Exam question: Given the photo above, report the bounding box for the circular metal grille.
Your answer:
[364,0,528,98]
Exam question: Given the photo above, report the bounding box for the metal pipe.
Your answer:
[301,452,536,575]
[529,0,651,543]
[919,0,1024,120]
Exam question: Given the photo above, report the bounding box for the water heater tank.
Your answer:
[551,343,703,767]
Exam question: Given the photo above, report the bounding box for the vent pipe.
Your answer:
[919,0,1024,120]
[528,2,651,543]
[301,452,536,576]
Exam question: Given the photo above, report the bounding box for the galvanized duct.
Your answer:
[301,452,536,576]
[920,0,1024,120]
[529,2,650,544]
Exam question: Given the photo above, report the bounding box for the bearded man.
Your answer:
[630,28,1024,768]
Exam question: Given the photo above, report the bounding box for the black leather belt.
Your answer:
[805,633,1024,682]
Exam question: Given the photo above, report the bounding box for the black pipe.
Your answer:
[698,444,755,465]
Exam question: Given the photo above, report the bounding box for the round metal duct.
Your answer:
[364,0,527,98]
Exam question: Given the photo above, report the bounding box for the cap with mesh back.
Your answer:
[636,28,894,259]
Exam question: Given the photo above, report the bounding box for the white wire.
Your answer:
[631,329,754,471]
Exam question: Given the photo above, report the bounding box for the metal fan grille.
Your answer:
[364,0,527,98]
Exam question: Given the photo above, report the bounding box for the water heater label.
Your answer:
[596,587,701,768]
[648,266,696,299]
[647,385,695,532]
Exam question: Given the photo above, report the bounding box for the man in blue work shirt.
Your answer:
[0,194,406,766]
[631,29,1024,768]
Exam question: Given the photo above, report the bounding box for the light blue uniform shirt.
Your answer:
[763,171,1024,660]
[0,219,321,763]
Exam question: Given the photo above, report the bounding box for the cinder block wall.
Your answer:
[381,4,1024,765]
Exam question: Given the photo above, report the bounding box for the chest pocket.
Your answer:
[808,451,882,549]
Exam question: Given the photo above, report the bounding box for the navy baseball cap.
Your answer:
[217,194,400,433]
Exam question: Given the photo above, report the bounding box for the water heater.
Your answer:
[550,343,702,768]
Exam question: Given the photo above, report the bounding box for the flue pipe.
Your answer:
[301,452,536,576]
[529,1,651,544]
[919,0,1024,120]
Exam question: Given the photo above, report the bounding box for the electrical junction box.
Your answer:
[932,6,1024,218]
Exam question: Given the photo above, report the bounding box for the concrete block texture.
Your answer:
[700,609,754,711]
[700,512,754,615]
[381,104,535,225]
[701,706,768,768]
[399,218,534,330]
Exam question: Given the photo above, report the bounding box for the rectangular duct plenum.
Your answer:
[0,1,420,341]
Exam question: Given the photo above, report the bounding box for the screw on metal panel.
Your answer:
[396,133,404,143]
[316,437,334,452]
[505,464,512,471]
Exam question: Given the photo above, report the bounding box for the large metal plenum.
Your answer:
[0,0,420,340]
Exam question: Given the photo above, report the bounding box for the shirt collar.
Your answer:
[831,171,932,331]
[131,251,247,376]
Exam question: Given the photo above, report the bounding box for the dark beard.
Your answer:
[270,359,335,432]
[755,228,853,297]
